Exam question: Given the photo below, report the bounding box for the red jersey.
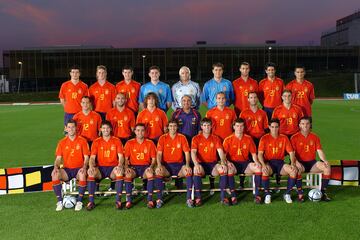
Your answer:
[191,134,222,163]
[223,134,256,162]
[232,77,258,113]
[124,139,157,166]
[285,79,315,117]
[272,104,304,136]
[91,136,123,167]
[55,136,90,169]
[73,111,102,142]
[258,77,284,108]
[58,80,88,114]
[290,132,322,162]
[157,133,190,163]
[115,80,141,113]
[136,108,168,139]
[106,107,135,139]
[88,81,117,113]
[240,108,268,139]
[205,107,237,141]
[258,134,293,161]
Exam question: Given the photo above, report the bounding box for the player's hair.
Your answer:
[66,119,77,127]
[269,118,280,126]
[168,119,179,127]
[149,65,160,72]
[101,120,113,130]
[240,62,250,67]
[294,65,305,71]
[82,96,91,101]
[265,62,276,70]
[122,65,133,72]
[96,65,107,72]
[179,66,191,79]
[247,91,257,98]
[232,118,245,127]
[299,116,311,123]
[181,94,192,101]
[69,65,80,72]
[282,89,292,95]
[116,92,126,98]
[200,117,212,126]
[143,92,159,108]
[134,123,146,130]
[216,91,226,98]
[212,62,224,70]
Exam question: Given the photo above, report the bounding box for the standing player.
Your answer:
[89,65,117,120]
[205,92,236,141]
[123,123,157,209]
[136,92,168,144]
[201,63,234,109]
[171,95,201,144]
[86,121,125,210]
[191,118,229,206]
[258,119,298,204]
[258,63,284,120]
[115,66,141,114]
[291,117,331,201]
[272,90,304,137]
[73,96,102,145]
[155,120,193,208]
[59,66,88,127]
[223,118,263,204]
[106,92,136,145]
[139,66,173,112]
[232,62,259,116]
[172,66,201,110]
[51,119,89,211]
[286,66,315,118]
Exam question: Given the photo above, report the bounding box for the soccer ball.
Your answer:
[308,189,322,202]
[63,195,77,208]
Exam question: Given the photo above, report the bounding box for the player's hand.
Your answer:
[323,161,329,167]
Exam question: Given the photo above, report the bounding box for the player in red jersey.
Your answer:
[73,96,102,145]
[258,62,284,120]
[106,92,136,145]
[86,121,125,210]
[59,65,89,127]
[272,90,304,137]
[291,117,331,201]
[154,120,193,208]
[232,62,259,116]
[115,66,141,114]
[285,66,315,117]
[205,92,237,141]
[191,118,229,206]
[258,119,298,204]
[123,123,157,209]
[223,118,263,204]
[136,92,168,144]
[89,65,117,120]
[51,119,90,211]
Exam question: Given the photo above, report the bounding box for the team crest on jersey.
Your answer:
[177,144,181,148]
[155,117,159,121]
[239,86,243,89]
[100,147,103,150]
[282,114,286,118]
[68,89,71,92]
[131,88,135,93]
[233,145,237,148]
[223,86,227,91]
[124,116,128,121]
[144,148,148,153]
[279,143,283,148]
[305,88,308,92]
[78,89,82,94]
[243,144,247,149]
[225,115,229,119]
[310,141,314,145]
[258,117,262,122]
[76,144,80,150]
[300,142,303,146]
[166,144,170,147]
[144,118,148,121]
[65,146,69,150]
[276,86,279,91]
[214,116,218,119]
[293,113,297,118]
[95,91,98,94]
[265,87,269,91]
[159,89,163,94]
[114,116,117,120]
[190,89,194,94]
[133,149,137,152]
[111,145,116,151]
[210,143,214,148]
[199,143,203,146]
[249,86,253,90]
[105,90,109,95]
[90,119,94,125]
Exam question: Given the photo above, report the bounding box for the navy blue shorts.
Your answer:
[131,165,150,177]
[299,160,317,173]
[268,160,284,175]
[263,107,274,121]
[200,162,217,176]
[64,113,75,126]
[163,162,183,176]
[231,161,250,175]
[64,167,80,180]
[98,166,115,179]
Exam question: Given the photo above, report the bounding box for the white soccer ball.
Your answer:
[63,195,77,209]
[308,189,322,202]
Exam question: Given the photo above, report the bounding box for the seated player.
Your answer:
[123,123,157,209]
[223,118,262,204]
[51,119,89,211]
[154,120,193,208]
[86,121,125,210]
[137,92,168,144]
[291,117,331,201]
[258,119,298,204]
[191,118,229,206]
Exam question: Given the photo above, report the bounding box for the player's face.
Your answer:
[181,96,191,110]
[115,94,126,107]
[70,69,80,81]
[212,67,223,79]
[134,126,145,139]
[269,122,279,135]
[201,122,212,134]
[66,123,77,137]
[299,119,311,133]
[101,124,111,138]
[216,94,226,107]
[233,122,245,134]
[179,68,190,82]
[149,69,160,81]
[146,96,156,108]
[97,69,107,81]
[294,68,305,80]
[81,98,91,111]
[168,123,178,135]
[248,93,258,106]
[282,92,292,104]
[265,67,276,78]
[240,65,250,76]
[122,69,133,80]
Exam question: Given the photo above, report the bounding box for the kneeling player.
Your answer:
[191,118,229,206]
[86,121,124,210]
[223,118,262,204]
[123,124,157,209]
[155,120,193,208]
[291,117,331,201]
[52,119,90,211]
[258,119,298,204]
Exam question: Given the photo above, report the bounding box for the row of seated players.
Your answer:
[52,115,331,211]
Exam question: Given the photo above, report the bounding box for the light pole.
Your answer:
[268,47,272,63]
[17,61,23,93]
[142,55,146,84]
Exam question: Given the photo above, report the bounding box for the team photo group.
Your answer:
[52,61,332,211]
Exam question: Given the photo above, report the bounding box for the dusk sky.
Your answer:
[0,0,359,57]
